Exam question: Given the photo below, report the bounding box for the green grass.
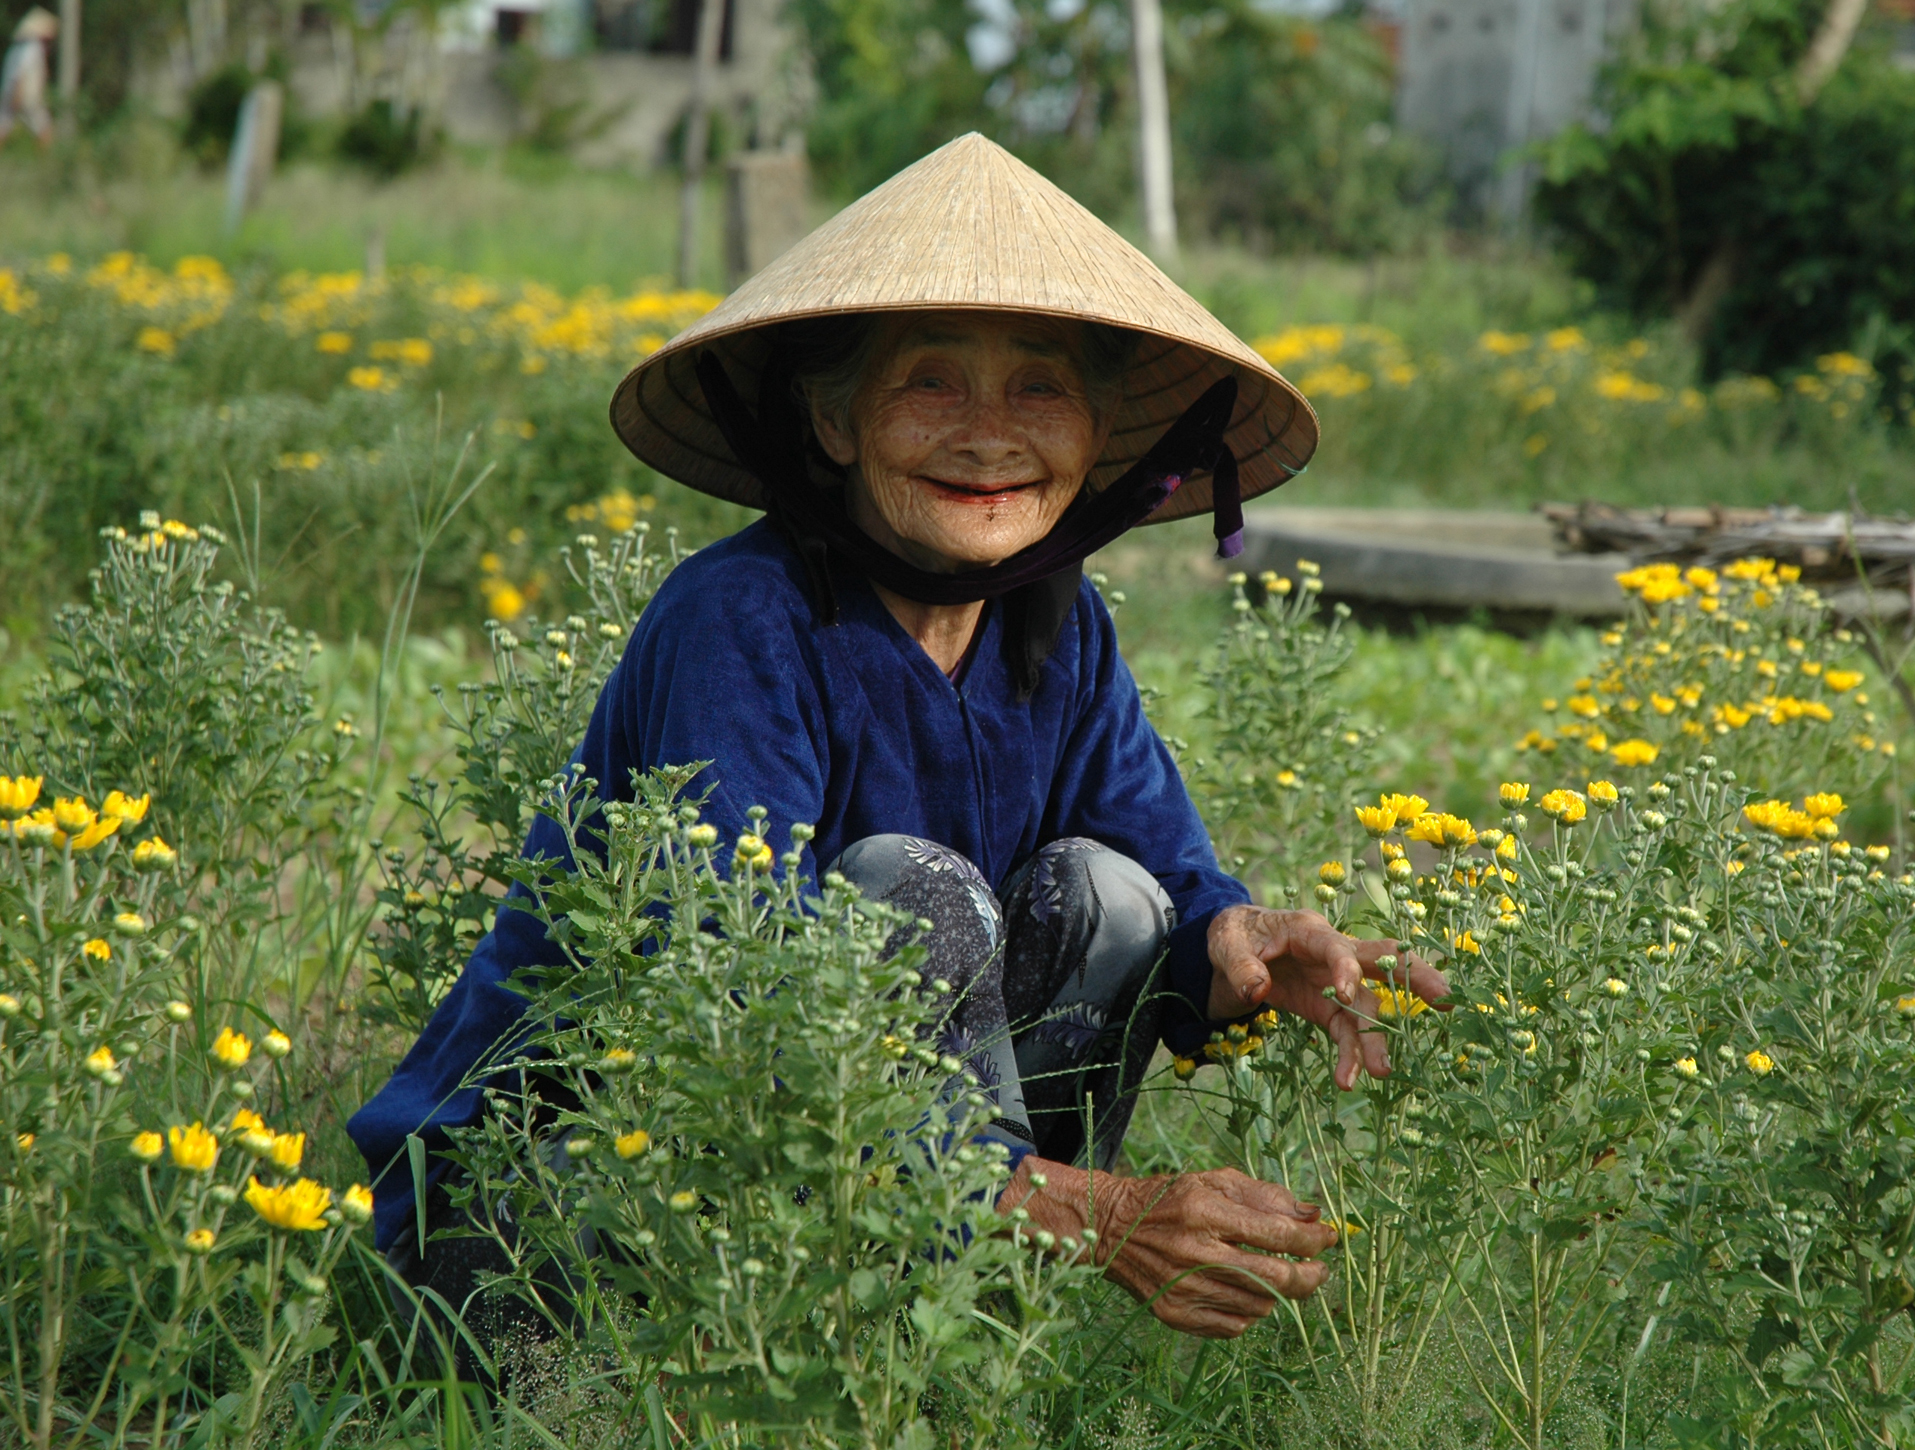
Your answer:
[0,139,746,293]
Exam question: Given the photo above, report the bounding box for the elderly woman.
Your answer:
[350,135,1445,1344]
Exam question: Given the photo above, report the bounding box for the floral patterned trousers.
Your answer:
[830,835,1175,1172]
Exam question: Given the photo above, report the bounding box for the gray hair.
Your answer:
[778,313,1136,442]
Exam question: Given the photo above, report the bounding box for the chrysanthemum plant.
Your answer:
[1516,557,1892,808]
[1171,560,1915,1448]
[365,521,682,1033]
[1188,563,1381,906]
[434,767,1093,1447]
[0,518,372,1450]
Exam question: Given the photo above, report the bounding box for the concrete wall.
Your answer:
[138,0,800,170]
[1396,0,1632,216]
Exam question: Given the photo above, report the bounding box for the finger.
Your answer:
[1209,1253,1331,1302]
[1173,1264,1281,1315]
[1205,1170,1315,1221]
[1405,953,1453,1007]
[1219,947,1271,1011]
[1314,932,1367,1007]
[1187,1198,1339,1259]
[1359,1015,1392,1080]
[1325,1008,1362,1091]
[1155,1302,1260,1339]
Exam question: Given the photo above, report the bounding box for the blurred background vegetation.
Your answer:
[2,0,1912,811]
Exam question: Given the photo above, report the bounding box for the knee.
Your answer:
[830,834,989,895]
[1084,847,1174,959]
[1038,839,1172,958]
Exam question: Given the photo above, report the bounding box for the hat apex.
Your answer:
[612,133,1316,524]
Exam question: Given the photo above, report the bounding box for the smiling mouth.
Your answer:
[920,477,1039,503]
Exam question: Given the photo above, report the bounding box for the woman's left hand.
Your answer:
[1206,906,1450,1089]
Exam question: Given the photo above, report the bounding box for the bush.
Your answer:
[337,99,437,180]
[1167,5,1441,256]
[182,62,254,168]
[1534,5,1915,391]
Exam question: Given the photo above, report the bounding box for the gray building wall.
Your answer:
[1396,0,1632,216]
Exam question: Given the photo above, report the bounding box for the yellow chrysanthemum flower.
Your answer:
[0,775,41,819]
[733,833,773,872]
[168,1122,219,1173]
[1746,1049,1774,1074]
[260,1030,292,1059]
[83,1045,117,1077]
[1609,740,1659,768]
[1354,804,1397,838]
[615,1129,653,1159]
[230,1107,267,1133]
[131,837,179,871]
[1380,793,1429,826]
[1317,860,1347,886]
[1498,782,1530,806]
[130,1131,164,1162]
[101,791,149,824]
[209,1027,251,1069]
[1407,812,1476,848]
[670,1190,698,1212]
[184,1227,217,1254]
[1674,1057,1699,1080]
[1587,780,1620,809]
[1803,793,1845,819]
[82,938,111,962]
[1375,986,1431,1017]
[1172,1056,1198,1080]
[1744,801,1816,838]
[245,1175,332,1232]
[1539,789,1588,823]
[339,1184,375,1225]
[268,1132,306,1171]
[1824,669,1863,692]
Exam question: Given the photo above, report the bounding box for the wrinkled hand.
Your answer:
[1208,906,1451,1089]
[1000,1159,1336,1338]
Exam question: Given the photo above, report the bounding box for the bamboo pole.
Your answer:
[1128,0,1177,261]
[678,0,729,289]
[55,0,78,138]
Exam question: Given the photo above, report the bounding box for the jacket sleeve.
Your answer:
[348,563,831,1252]
[1042,584,1249,1055]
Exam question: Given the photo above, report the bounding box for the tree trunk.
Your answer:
[55,0,78,138]
[678,0,729,290]
[1797,0,1870,104]
[1129,0,1177,262]
[1677,0,1869,340]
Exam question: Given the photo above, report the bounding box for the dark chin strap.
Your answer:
[695,351,1245,609]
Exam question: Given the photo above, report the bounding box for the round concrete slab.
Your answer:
[1241,507,1631,617]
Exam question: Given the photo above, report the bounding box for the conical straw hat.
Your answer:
[611,133,1317,526]
[14,8,57,39]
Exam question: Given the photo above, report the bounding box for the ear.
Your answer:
[809,395,859,468]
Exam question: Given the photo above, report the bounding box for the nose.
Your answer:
[941,393,1030,475]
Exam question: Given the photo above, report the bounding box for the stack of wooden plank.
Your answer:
[1540,503,1915,590]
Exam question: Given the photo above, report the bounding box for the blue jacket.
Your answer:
[348,520,1247,1251]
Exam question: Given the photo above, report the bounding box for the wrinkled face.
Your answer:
[810,312,1112,572]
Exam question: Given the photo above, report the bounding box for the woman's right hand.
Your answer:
[999,1158,1337,1338]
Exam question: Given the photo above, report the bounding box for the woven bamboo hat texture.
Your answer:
[610,133,1317,527]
